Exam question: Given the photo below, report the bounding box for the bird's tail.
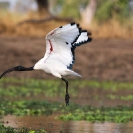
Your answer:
[65,69,82,77]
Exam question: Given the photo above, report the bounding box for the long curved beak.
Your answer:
[0,66,34,79]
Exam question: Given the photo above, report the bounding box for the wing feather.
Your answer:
[44,22,92,69]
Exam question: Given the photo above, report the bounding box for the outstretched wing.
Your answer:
[44,22,92,69]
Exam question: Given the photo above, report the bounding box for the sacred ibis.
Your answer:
[0,22,92,106]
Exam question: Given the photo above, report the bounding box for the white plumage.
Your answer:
[0,22,92,106]
[34,22,92,78]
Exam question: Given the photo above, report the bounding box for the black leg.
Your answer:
[61,78,70,106]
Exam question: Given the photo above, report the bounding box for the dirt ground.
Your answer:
[0,36,133,81]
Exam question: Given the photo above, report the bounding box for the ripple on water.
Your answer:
[1,115,133,133]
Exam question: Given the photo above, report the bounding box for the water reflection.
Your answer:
[1,115,133,133]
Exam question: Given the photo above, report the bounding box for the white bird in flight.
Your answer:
[0,22,92,106]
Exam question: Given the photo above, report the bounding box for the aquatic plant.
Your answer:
[1,77,133,123]
[0,100,133,123]
[0,124,47,133]
[59,105,133,123]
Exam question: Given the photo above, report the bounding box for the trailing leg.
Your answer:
[61,78,70,106]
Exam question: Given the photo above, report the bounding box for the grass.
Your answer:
[90,18,133,39]
[59,105,133,123]
[0,77,78,100]
[0,124,47,133]
[0,100,63,116]
[0,11,133,38]
[0,77,133,102]
[1,100,133,123]
[0,77,133,123]
[0,11,64,37]
[107,94,133,101]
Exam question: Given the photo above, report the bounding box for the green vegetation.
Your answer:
[0,124,47,133]
[0,78,78,100]
[107,94,133,101]
[0,77,133,101]
[0,100,79,116]
[55,0,130,22]
[1,77,133,100]
[0,77,133,124]
[0,100,58,116]
[95,0,129,23]
[1,100,133,123]
[0,0,132,38]
[53,0,88,18]
[59,105,133,123]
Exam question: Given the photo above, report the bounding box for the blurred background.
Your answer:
[0,0,133,132]
[0,0,133,38]
[0,0,133,80]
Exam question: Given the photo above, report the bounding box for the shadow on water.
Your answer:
[1,115,133,133]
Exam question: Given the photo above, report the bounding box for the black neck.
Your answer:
[14,66,34,71]
[0,65,34,79]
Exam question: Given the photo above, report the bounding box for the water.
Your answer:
[1,115,133,133]
[1,79,133,132]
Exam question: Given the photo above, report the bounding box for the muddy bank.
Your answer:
[0,36,133,81]
[1,115,133,133]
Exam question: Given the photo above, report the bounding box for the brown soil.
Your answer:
[0,36,133,81]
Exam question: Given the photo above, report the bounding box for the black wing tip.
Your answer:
[87,31,92,36]
[74,37,92,46]
[83,37,93,43]
[70,22,79,27]
[78,28,82,33]
[81,30,87,32]
[59,22,79,29]
[70,23,92,36]
[67,64,73,69]
[77,23,79,27]
[70,22,76,25]
[80,30,92,35]
[87,37,92,42]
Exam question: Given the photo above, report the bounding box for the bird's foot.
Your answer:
[65,93,70,106]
